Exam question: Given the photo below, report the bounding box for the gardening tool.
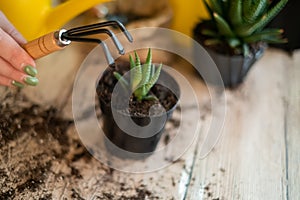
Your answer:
[23,20,133,66]
[0,0,113,40]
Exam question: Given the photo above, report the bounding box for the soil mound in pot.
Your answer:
[96,59,180,155]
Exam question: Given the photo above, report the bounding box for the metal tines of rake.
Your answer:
[61,20,133,66]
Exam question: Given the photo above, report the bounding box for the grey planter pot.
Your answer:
[197,47,265,88]
[192,23,266,88]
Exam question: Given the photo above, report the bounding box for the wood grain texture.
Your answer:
[60,55,208,200]
[2,10,200,200]
[185,49,291,200]
[43,125,198,200]
[2,10,300,199]
[286,50,300,200]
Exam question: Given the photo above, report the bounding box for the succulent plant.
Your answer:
[114,48,162,101]
[199,0,288,56]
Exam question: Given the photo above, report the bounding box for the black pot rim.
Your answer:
[98,69,181,119]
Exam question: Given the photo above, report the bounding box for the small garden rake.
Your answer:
[23,20,133,67]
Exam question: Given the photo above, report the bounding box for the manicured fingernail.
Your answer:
[24,76,39,86]
[24,65,38,77]
[11,80,25,88]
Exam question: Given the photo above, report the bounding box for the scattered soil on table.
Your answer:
[220,168,226,173]
[0,90,169,199]
[0,90,74,199]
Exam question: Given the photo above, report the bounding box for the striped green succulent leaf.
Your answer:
[209,0,223,15]
[243,0,252,17]
[237,0,288,36]
[135,85,148,101]
[200,0,288,56]
[261,37,288,44]
[113,71,129,91]
[119,49,162,101]
[229,0,243,26]
[213,12,235,37]
[142,63,162,98]
[243,29,284,43]
[134,51,141,66]
[243,0,268,24]
[139,48,152,88]
[130,53,142,90]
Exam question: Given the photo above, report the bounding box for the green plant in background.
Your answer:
[200,0,288,56]
[114,48,162,101]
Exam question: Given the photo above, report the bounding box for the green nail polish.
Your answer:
[12,80,25,88]
[24,76,39,86]
[24,65,38,77]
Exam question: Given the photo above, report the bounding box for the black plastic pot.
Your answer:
[267,0,300,52]
[196,47,265,88]
[193,23,266,88]
[97,68,180,156]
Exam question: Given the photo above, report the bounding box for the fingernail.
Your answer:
[24,65,38,77]
[11,80,25,88]
[24,76,39,86]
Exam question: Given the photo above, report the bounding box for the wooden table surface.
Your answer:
[1,15,300,200]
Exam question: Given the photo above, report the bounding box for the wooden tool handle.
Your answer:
[23,31,69,59]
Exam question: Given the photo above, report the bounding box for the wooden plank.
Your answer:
[1,81,200,199]
[286,50,300,200]
[185,49,291,200]
[0,56,212,199]
[2,12,211,199]
[0,9,210,200]
[60,55,209,199]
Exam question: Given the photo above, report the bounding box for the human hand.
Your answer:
[0,11,38,88]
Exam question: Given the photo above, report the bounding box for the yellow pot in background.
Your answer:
[0,0,111,40]
[168,0,208,37]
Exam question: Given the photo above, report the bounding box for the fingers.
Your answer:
[0,75,14,87]
[0,58,38,88]
[0,12,38,88]
[0,28,38,87]
[0,11,26,45]
[0,75,25,88]
[0,28,36,70]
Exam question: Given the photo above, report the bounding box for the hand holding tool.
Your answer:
[23,20,133,66]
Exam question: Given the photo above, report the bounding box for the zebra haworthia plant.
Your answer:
[201,0,288,56]
[113,48,162,101]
